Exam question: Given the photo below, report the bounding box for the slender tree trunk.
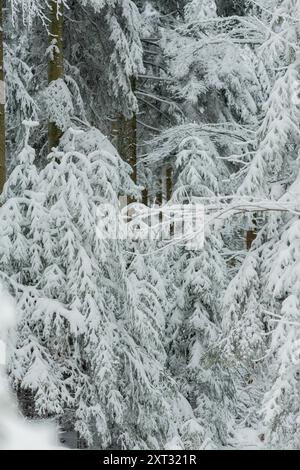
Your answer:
[127,110,137,189]
[48,0,64,150]
[142,185,148,206]
[112,78,137,204]
[166,166,173,201]
[166,166,173,238]
[156,177,163,206]
[156,176,163,235]
[127,78,137,191]
[246,229,257,250]
[112,113,137,204]
[0,1,5,193]
[246,216,257,250]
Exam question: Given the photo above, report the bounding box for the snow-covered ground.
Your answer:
[0,284,65,450]
[227,427,266,450]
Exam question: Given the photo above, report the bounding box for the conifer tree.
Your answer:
[0,1,5,193]
[48,0,64,150]
[223,0,300,448]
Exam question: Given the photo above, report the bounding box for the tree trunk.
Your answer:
[48,0,64,150]
[246,216,257,250]
[125,111,137,188]
[166,166,173,201]
[0,1,5,193]
[112,113,137,204]
[111,78,137,204]
[142,185,148,206]
[156,177,163,206]
[166,166,174,238]
[155,176,163,235]
[246,229,257,250]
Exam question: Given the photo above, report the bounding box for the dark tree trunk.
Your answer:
[48,0,64,150]
[216,0,247,16]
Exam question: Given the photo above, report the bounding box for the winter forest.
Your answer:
[0,0,299,451]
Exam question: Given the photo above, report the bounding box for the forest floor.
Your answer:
[228,426,265,450]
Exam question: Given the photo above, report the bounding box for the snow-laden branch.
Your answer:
[10,0,69,27]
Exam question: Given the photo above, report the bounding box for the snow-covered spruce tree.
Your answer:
[146,130,234,448]
[260,209,300,448]
[163,0,263,130]
[1,2,45,169]
[0,121,73,419]
[116,205,213,450]
[0,123,194,449]
[238,0,300,196]
[171,135,235,448]
[0,0,5,193]
[0,2,66,162]
[5,1,144,161]
[136,0,191,203]
[222,0,300,446]
[222,251,266,373]
[33,128,133,447]
[61,128,183,449]
[66,0,144,122]
[143,0,264,425]
[3,125,120,445]
[4,3,200,446]
[0,124,115,441]
[5,37,39,169]
[154,0,265,259]
[0,283,62,449]
[221,2,299,342]
[257,169,300,448]
[0,120,39,284]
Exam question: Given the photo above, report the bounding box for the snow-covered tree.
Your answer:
[223,0,300,448]
[1,123,200,448]
[0,1,5,193]
[0,282,64,449]
[3,0,300,452]
[145,128,234,448]
[222,252,266,365]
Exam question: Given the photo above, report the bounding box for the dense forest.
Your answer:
[0,0,300,450]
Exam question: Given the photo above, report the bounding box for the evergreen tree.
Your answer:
[48,0,65,149]
[0,0,5,193]
[223,0,300,448]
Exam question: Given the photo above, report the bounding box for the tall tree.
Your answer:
[48,0,64,150]
[0,1,5,193]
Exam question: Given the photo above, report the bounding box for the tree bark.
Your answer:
[112,78,137,204]
[0,1,6,193]
[166,166,173,201]
[112,113,137,204]
[156,177,163,206]
[246,216,257,250]
[48,0,64,150]
[142,185,148,206]
[166,166,174,237]
[155,176,163,233]
[246,229,257,250]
